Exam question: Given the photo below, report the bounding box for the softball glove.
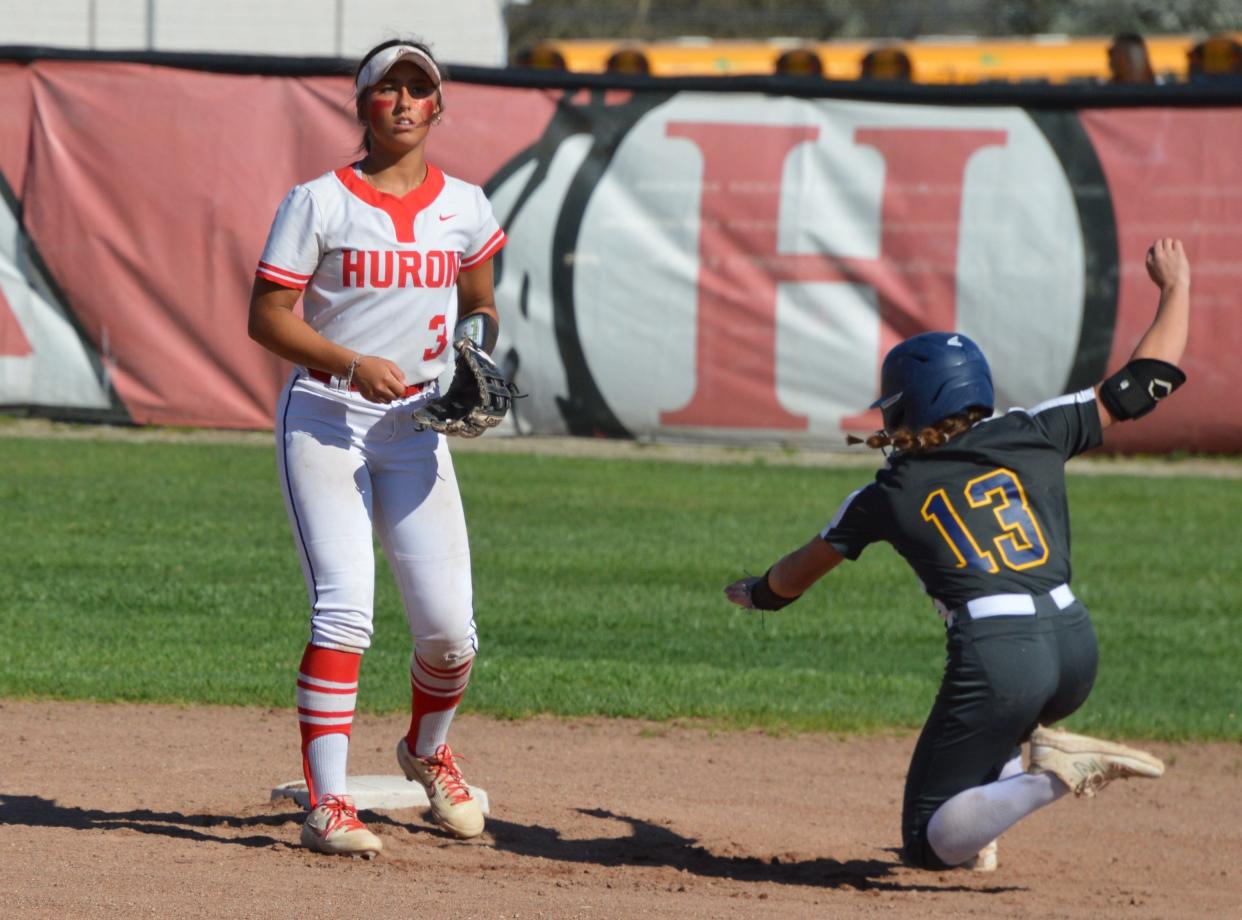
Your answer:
[412,338,519,438]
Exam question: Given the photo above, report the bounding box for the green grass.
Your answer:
[1,436,1238,741]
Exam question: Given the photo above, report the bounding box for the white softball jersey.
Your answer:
[256,163,506,383]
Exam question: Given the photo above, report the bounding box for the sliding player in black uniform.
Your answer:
[726,238,1190,872]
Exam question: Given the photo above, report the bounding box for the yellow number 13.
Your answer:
[920,468,1050,573]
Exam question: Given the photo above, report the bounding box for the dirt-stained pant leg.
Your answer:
[370,419,477,653]
[276,378,379,652]
[370,415,478,755]
[276,378,477,653]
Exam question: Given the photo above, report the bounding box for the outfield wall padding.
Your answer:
[1,54,1238,452]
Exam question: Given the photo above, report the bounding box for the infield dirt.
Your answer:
[3,700,1238,919]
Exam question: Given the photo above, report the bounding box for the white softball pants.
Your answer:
[275,372,477,654]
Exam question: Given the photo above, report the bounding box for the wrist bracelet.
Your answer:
[344,356,363,388]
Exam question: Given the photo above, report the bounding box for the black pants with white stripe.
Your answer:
[901,601,1098,869]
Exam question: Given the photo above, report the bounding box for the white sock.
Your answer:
[416,706,459,756]
[998,752,1025,780]
[927,772,1070,866]
[307,733,350,801]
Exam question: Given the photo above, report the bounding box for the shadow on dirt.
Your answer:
[1,794,1026,895]
[484,807,1025,894]
[0,793,304,850]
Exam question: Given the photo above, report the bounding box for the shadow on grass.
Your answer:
[485,807,1025,894]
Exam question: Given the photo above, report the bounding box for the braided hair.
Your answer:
[848,407,991,453]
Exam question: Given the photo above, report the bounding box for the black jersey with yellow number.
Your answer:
[821,388,1103,610]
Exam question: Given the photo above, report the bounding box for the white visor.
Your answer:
[355,45,441,96]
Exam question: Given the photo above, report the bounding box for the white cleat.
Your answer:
[300,794,382,858]
[962,838,998,872]
[1029,725,1165,798]
[396,740,485,839]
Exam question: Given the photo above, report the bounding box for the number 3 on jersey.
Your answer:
[423,314,447,361]
[921,468,1050,573]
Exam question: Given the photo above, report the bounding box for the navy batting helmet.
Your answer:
[871,332,994,432]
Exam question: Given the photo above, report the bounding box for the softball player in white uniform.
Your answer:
[248,39,505,857]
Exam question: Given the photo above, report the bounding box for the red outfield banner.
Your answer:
[1,60,1238,451]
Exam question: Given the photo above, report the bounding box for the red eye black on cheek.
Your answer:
[368,98,394,123]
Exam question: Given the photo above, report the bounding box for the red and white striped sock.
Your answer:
[296,644,360,807]
[406,652,473,757]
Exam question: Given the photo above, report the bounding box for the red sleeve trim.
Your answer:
[461,230,506,271]
[256,267,308,290]
[258,260,312,280]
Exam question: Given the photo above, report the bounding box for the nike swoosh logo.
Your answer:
[439,213,456,221]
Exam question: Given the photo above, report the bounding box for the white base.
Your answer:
[271,774,490,814]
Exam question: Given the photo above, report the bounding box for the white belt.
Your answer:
[943,584,1076,628]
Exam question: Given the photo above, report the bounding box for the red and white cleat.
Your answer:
[300,794,382,858]
[397,740,485,839]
